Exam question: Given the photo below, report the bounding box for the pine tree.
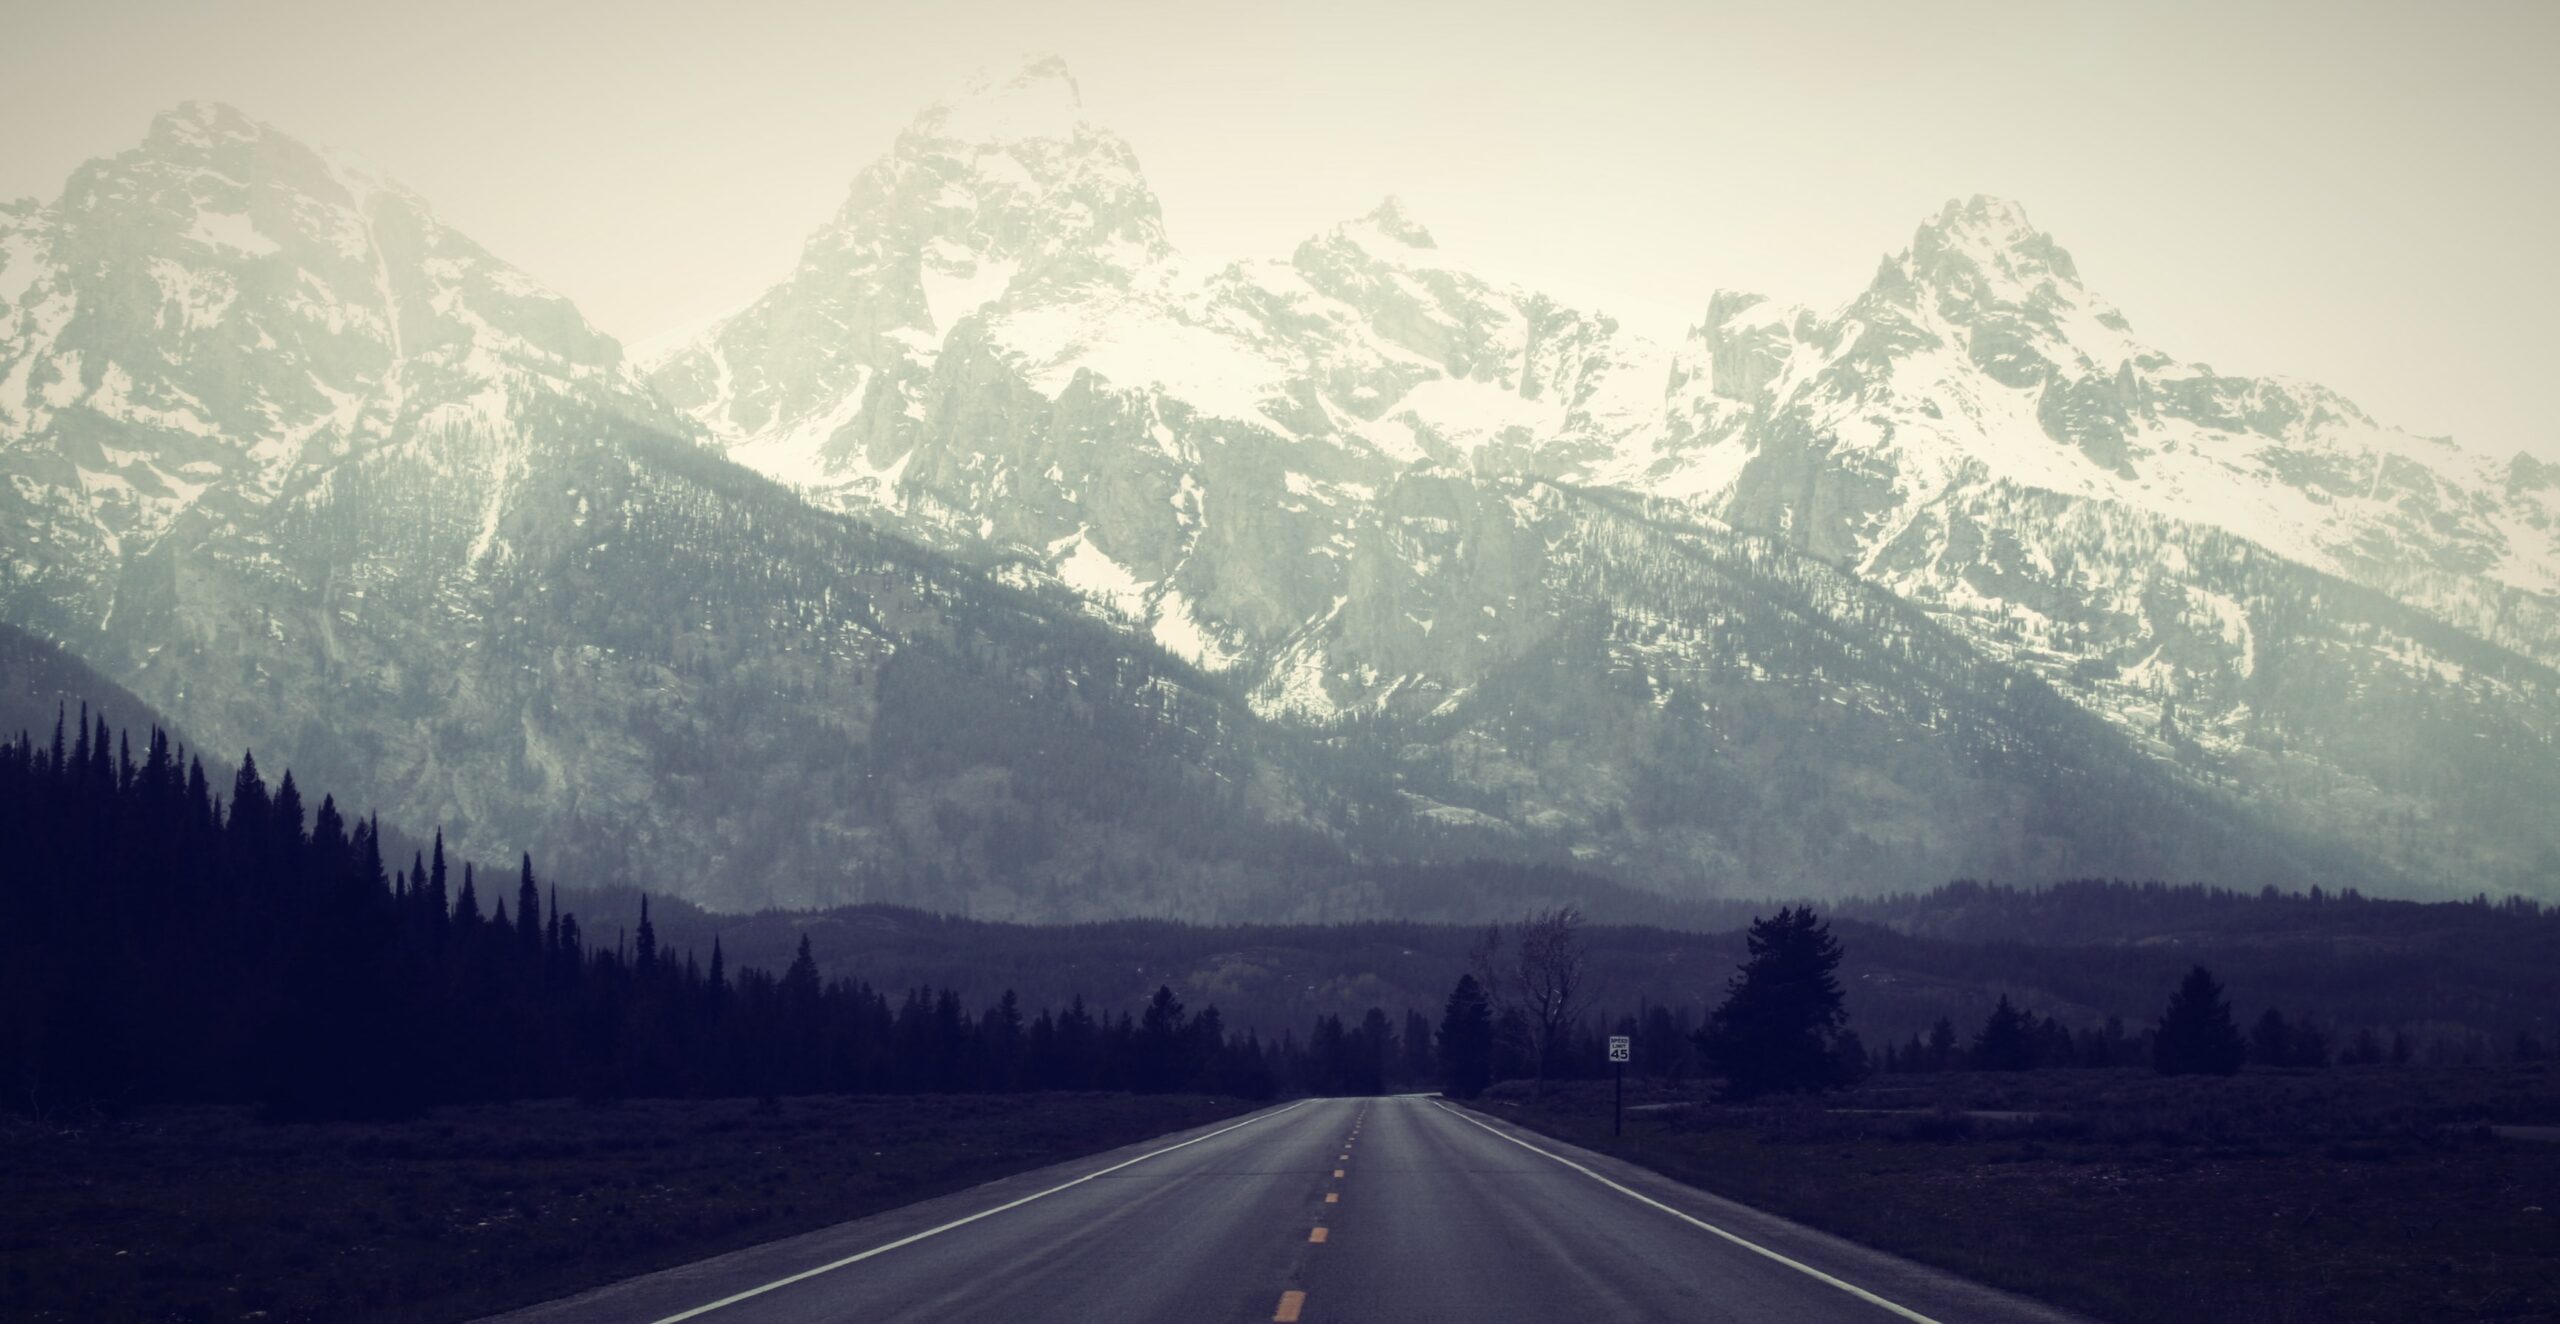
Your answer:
[1694,907,1854,1099]
[2153,965,2247,1076]
[634,896,658,977]
[1133,984,1188,1093]
[1436,973,1495,1099]
[516,854,542,961]
[229,751,269,844]
[1971,996,2034,1071]
[427,831,450,930]
[310,795,347,879]
[987,990,1024,1090]
[271,771,305,852]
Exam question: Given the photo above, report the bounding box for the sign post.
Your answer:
[1607,1034,1630,1137]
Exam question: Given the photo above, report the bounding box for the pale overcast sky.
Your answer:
[5,1,2555,458]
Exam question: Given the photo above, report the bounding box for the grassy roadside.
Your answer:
[0,1092,1255,1324]
[1462,1065,2560,1323]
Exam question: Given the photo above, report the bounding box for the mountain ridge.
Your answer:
[0,70,2551,916]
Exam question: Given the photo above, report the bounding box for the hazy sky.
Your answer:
[6,1,2556,458]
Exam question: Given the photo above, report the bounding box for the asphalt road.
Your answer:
[487,1095,2084,1323]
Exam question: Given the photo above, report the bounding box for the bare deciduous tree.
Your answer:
[1470,906,1591,1097]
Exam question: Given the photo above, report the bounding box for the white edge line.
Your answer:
[652,1099,1313,1323]
[1428,1099,1941,1324]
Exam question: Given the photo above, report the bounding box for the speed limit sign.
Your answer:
[1608,1035,1631,1062]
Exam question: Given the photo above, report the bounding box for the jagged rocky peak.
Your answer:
[1288,194,1525,382]
[147,99,264,150]
[830,57,1164,296]
[69,100,352,256]
[886,53,1167,259]
[108,99,445,241]
[811,53,1172,286]
[0,96,664,634]
[1353,195,1439,250]
[912,54,1091,146]
[644,53,1190,489]
[68,99,624,371]
[1908,194,2085,290]
[1834,194,2146,393]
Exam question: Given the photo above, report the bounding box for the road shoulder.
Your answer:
[1440,1098,2089,1324]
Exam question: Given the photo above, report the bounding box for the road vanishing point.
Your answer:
[486,1095,2082,1323]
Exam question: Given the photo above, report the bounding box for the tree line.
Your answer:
[0,709,1436,1118]
[1434,907,2494,1102]
[5,706,2542,1121]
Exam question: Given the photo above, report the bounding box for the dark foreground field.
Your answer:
[1474,1064,2560,1323]
[0,1092,1252,1324]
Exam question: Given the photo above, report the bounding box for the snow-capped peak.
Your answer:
[915,54,1089,146]
[1905,194,2094,302]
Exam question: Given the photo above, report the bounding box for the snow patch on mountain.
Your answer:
[183,207,277,257]
[1050,527,1151,620]
[920,246,1018,332]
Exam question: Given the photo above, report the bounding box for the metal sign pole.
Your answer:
[1607,1033,1629,1137]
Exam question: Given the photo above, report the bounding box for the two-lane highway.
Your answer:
[488,1096,2083,1323]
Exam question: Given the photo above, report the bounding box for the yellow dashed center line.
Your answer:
[1309,1226,1329,1243]
[1275,1289,1307,1321]
[1333,1168,1345,1178]
[1325,1192,1339,1203]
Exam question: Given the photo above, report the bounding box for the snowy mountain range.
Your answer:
[2,60,2554,917]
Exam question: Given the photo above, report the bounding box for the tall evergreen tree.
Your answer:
[1694,907,1854,1099]
[1133,984,1188,1093]
[634,896,658,976]
[516,853,543,960]
[271,771,305,852]
[1436,973,1495,1099]
[1971,995,2035,1071]
[427,831,450,930]
[228,750,268,844]
[2153,965,2247,1076]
